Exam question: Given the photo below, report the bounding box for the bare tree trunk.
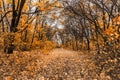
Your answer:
[1,15,4,32]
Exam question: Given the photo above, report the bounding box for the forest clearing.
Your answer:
[0,0,120,80]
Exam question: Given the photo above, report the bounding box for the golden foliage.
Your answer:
[113,16,120,25]
[104,26,119,41]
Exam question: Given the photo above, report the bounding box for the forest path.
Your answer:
[36,48,87,80]
[41,48,85,66]
[0,48,90,80]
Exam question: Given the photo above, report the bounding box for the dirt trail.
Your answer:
[0,48,89,80]
[41,48,82,65]
[36,48,87,80]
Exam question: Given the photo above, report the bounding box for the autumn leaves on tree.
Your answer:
[0,0,120,79]
[0,0,62,53]
[0,0,120,54]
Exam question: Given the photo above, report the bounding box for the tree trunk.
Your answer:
[4,0,26,54]
[4,34,15,54]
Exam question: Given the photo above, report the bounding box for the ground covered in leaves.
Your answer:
[0,48,113,80]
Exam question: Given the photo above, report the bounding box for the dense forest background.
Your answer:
[0,0,120,80]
